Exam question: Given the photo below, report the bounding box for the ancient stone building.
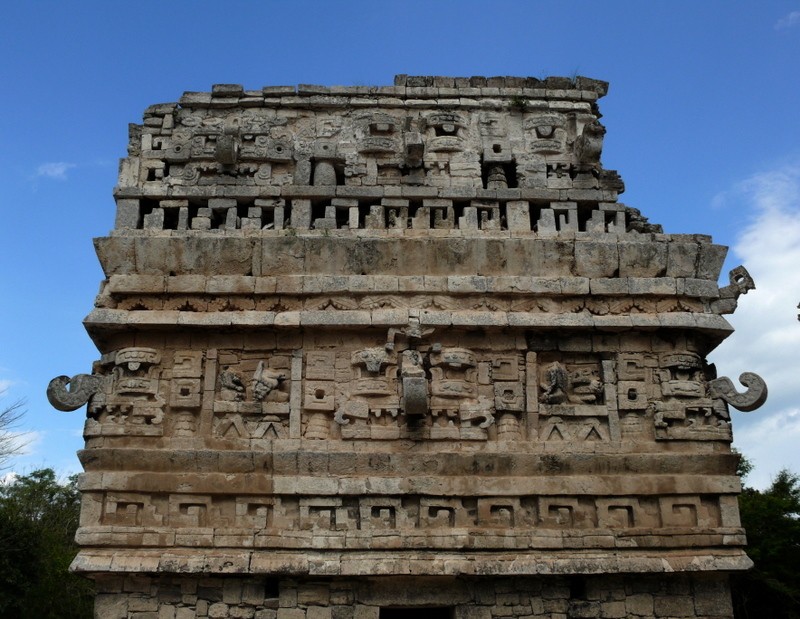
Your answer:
[50,75,767,619]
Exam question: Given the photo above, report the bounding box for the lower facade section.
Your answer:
[92,573,734,619]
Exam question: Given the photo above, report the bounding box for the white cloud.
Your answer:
[1,430,41,459]
[733,408,800,489]
[775,10,800,29]
[710,159,800,487]
[35,161,76,180]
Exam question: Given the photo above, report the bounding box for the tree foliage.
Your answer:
[0,469,93,618]
[0,396,26,469]
[733,465,800,619]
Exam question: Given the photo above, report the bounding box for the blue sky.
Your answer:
[1,1,799,488]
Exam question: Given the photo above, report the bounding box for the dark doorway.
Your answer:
[380,608,453,619]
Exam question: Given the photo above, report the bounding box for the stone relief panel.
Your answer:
[212,351,292,440]
[84,348,166,437]
[535,353,614,444]
[104,292,709,315]
[81,490,731,551]
[652,352,733,442]
[50,341,766,447]
[134,99,618,201]
[332,329,533,441]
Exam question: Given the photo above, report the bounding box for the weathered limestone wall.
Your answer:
[94,575,734,619]
[49,75,766,619]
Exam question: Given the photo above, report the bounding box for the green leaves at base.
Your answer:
[734,469,800,619]
[0,469,93,618]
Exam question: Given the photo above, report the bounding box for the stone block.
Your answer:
[448,276,488,293]
[559,276,590,294]
[455,607,492,619]
[598,600,626,618]
[692,576,733,616]
[307,607,332,619]
[506,201,531,231]
[115,199,141,229]
[529,278,561,294]
[618,241,667,277]
[682,278,719,297]
[696,243,728,280]
[353,606,378,619]
[532,239,576,276]
[207,275,255,294]
[628,277,676,295]
[95,236,136,275]
[667,242,699,277]
[129,596,159,612]
[625,593,654,616]
[590,278,629,295]
[575,241,619,278]
[94,594,130,619]
[159,606,177,619]
[653,595,694,617]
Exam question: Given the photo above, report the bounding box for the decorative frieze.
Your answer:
[50,76,766,619]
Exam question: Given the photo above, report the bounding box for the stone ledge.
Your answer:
[108,274,720,299]
[97,235,727,282]
[71,548,751,576]
[77,449,740,476]
[74,527,746,554]
[78,471,741,495]
[84,309,733,337]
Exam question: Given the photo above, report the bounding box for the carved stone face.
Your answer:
[425,112,466,152]
[524,113,568,155]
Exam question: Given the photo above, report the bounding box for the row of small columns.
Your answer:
[130,198,626,233]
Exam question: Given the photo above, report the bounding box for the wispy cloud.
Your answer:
[775,10,800,30]
[3,430,40,456]
[734,408,800,489]
[35,162,76,181]
[709,158,800,487]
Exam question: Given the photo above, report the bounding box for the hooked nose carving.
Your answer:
[708,372,768,412]
[47,374,104,412]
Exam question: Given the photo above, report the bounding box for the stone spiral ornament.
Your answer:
[708,372,768,412]
[46,374,103,412]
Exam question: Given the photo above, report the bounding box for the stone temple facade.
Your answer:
[49,75,767,619]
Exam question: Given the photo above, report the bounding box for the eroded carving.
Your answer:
[712,266,756,314]
[47,374,104,412]
[708,372,768,412]
[218,367,246,402]
[252,361,286,402]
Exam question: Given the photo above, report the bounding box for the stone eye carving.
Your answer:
[712,265,756,314]
[728,265,755,296]
[524,114,567,154]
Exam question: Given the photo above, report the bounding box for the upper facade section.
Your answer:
[114,75,650,236]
